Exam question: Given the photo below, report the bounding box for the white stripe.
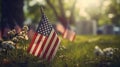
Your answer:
[39,29,54,58]
[51,39,61,61]
[63,30,68,38]
[29,34,40,54]
[45,33,57,59]
[69,32,75,41]
[34,36,46,56]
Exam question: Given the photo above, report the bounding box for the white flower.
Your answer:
[2,41,15,49]
[23,25,28,31]
[94,46,104,56]
[8,29,16,35]
[24,35,28,40]
[12,37,19,42]
[17,36,24,40]
[19,31,23,35]
[103,47,114,57]
[2,41,15,46]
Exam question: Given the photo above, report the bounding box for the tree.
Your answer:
[85,0,120,26]
[107,0,120,26]
[24,0,77,29]
[45,0,76,28]
[0,0,24,39]
[85,6,101,21]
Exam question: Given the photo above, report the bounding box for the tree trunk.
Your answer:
[0,0,24,38]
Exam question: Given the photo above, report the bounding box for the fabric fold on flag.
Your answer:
[27,13,60,61]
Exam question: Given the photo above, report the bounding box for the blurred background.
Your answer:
[0,0,120,67]
[0,0,120,35]
[24,0,120,35]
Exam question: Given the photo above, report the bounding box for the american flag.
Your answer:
[63,29,75,41]
[27,14,60,61]
[56,23,76,41]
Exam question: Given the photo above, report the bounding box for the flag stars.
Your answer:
[38,30,40,33]
[36,14,53,36]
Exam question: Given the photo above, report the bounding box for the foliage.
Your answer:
[24,0,77,28]
[0,27,26,48]
[0,35,120,67]
[98,15,111,26]
[102,0,120,26]
[86,6,101,21]
[110,0,120,26]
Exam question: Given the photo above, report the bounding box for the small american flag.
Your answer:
[56,23,76,41]
[27,13,60,61]
[63,29,75,41]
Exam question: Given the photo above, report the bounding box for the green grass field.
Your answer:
[0,35,120,67]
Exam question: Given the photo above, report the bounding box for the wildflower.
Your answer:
[94,46,104,56]
[59,45,66,50]
[59,55,65,58]
[8,29,16,35]
[103,47,114,57]
[2,41,15,46]
[12,37,19,42]
[23,25,29,32]
[19,31,24,35]
[2,41,15,50]
[24,35,28,40]
[17,36,24,40]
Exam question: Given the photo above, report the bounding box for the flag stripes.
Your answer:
[36,37,48,57]
[45,34,58,59]
[34,36,46,56]
[48,38,60,61]
[27,33,37,53]
[32,35,43,55]
[39,29,55,58]
[56,23,76,41]
[63,29,76,41]
[42,32,56,58]
[50,39,60,60]
[27,29,60,61]
[27,12,60,61]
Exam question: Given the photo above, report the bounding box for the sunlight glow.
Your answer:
[76,0,102,18]
[29,0,45,6]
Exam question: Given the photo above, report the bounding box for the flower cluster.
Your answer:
[0,26,29,52]
[12,26,29,42]
[94,46,118,57]
[94,46,104,56]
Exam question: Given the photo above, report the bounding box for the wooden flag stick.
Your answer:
[40,6,44,14]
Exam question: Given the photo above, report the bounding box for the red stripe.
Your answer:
[48,38,59,61]
[27,33,37,53]
[32,35,43,55]
[37,37,48,57]
[43,32,56,58]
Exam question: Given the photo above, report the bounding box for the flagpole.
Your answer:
[37,6,44,30]
[40,6,44,14]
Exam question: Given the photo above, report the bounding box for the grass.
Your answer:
[0,35,120,67]
[50,35,120,67]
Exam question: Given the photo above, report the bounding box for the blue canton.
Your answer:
[37,14,52,36]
